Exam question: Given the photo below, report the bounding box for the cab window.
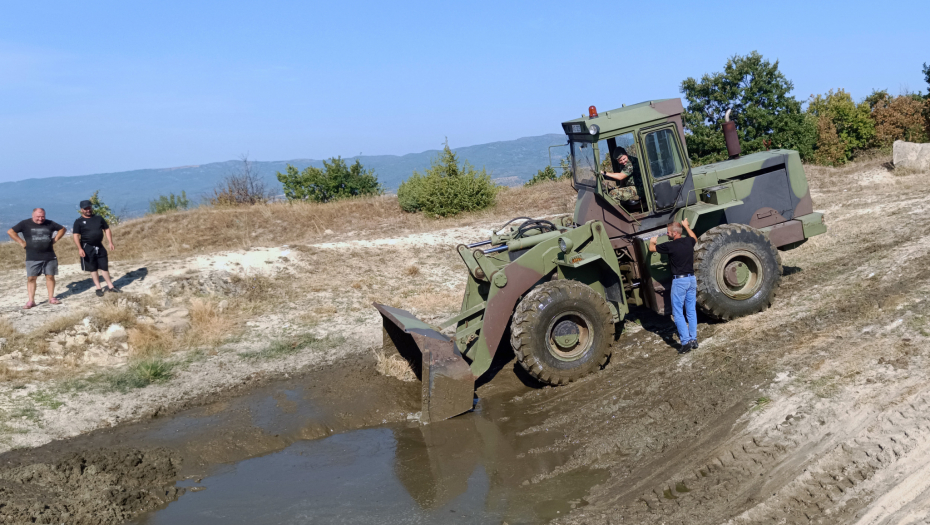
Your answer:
[598,133,638,174]
[570,140,598,187]
[643,128,684,179]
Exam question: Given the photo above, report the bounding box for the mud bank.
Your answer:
[0,353,420,523]
[0,447,180,524]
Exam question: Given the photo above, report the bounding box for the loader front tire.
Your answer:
[694,224,782,321]
[510,280,613,386]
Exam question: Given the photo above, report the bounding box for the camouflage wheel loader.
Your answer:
[375,99,827,423]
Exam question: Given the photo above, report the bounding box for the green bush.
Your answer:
[807,89,874,164]
[149,191,191,214]
[277,157,382,203]
[524,165,569,186]
[397,172,425,212]
[397,142,499,217]
[680,51,816,165]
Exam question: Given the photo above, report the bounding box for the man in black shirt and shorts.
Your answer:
[6,208,67,309]
[649,218,699,354]
[72,199,119,297]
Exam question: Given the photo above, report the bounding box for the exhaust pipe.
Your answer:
[723,109,741,159]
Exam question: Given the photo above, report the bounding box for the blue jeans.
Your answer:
[671,276,697,344]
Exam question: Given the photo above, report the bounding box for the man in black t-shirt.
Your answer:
[649,218,699,354]
[72,199,119,297]
[6,208,67,309]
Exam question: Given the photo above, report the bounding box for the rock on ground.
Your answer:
[893,140,930,171]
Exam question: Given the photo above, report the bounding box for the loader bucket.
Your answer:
[373,303,475,423]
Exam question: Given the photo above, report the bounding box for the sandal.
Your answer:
[48,298,62,305]
[23,300,36,309]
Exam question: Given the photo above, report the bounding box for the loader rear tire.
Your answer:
[510,280,613,386]
[694,224,782,321]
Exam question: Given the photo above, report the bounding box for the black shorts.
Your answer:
[81,245,109,272]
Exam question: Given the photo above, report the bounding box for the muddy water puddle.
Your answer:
[124,362,605,524]
[134,415,604,524]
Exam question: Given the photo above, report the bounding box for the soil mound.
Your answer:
[0,447,180,524]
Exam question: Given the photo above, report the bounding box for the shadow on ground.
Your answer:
[58,267,148,300]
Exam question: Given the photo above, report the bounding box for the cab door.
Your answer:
[639,124,692,210]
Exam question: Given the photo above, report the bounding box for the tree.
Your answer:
[923,62,930,98]
[524,165,569,186]
[87,190,120,225]
[811,116,846,166]
[680,51,815,165]
[276,157,382,203]
[149,191,191,214]
[864,89,891,110]
[871,94,930,146]
[210,155,271,206]
[559,157,573,179]
[397,141,499,217]
[807,89,874,163]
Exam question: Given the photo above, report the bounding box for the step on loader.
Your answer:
[375,99,828,423]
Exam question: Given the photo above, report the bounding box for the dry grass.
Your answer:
[33,313,86,337]
[0,320,25,353]
[0,363,24,382]
[231,274,282,304]
[311,305,338,316]
[402,290,463,314]
[0,179,576,272]
[126,297,240,356]
[90,302,138,331]
[127,324,175,358]
[183,298,238,348]
[373,348,417,382]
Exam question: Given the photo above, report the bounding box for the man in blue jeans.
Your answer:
[649,218,698,354]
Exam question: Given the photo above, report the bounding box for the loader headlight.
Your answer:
[588,124,600,135]
[558,236,573,253]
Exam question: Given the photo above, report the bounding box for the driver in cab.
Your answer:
[602,147,639,204]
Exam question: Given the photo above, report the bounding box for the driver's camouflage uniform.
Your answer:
[608,160,639,202]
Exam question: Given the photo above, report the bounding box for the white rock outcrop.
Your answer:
[893,141,930,171]
[105,324,129,343]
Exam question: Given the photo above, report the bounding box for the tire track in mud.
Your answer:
[578,379,930,525]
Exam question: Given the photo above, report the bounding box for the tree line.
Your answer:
[681,51,930,167]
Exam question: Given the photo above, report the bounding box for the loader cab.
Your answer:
[563,99,695,223]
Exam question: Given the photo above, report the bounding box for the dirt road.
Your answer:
[0,158,928,523]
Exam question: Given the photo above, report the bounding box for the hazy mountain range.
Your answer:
[0,134,568,228]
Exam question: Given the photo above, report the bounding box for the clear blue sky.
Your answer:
[1,0,927,183]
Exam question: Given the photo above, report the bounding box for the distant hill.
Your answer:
[0,134,568,229]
